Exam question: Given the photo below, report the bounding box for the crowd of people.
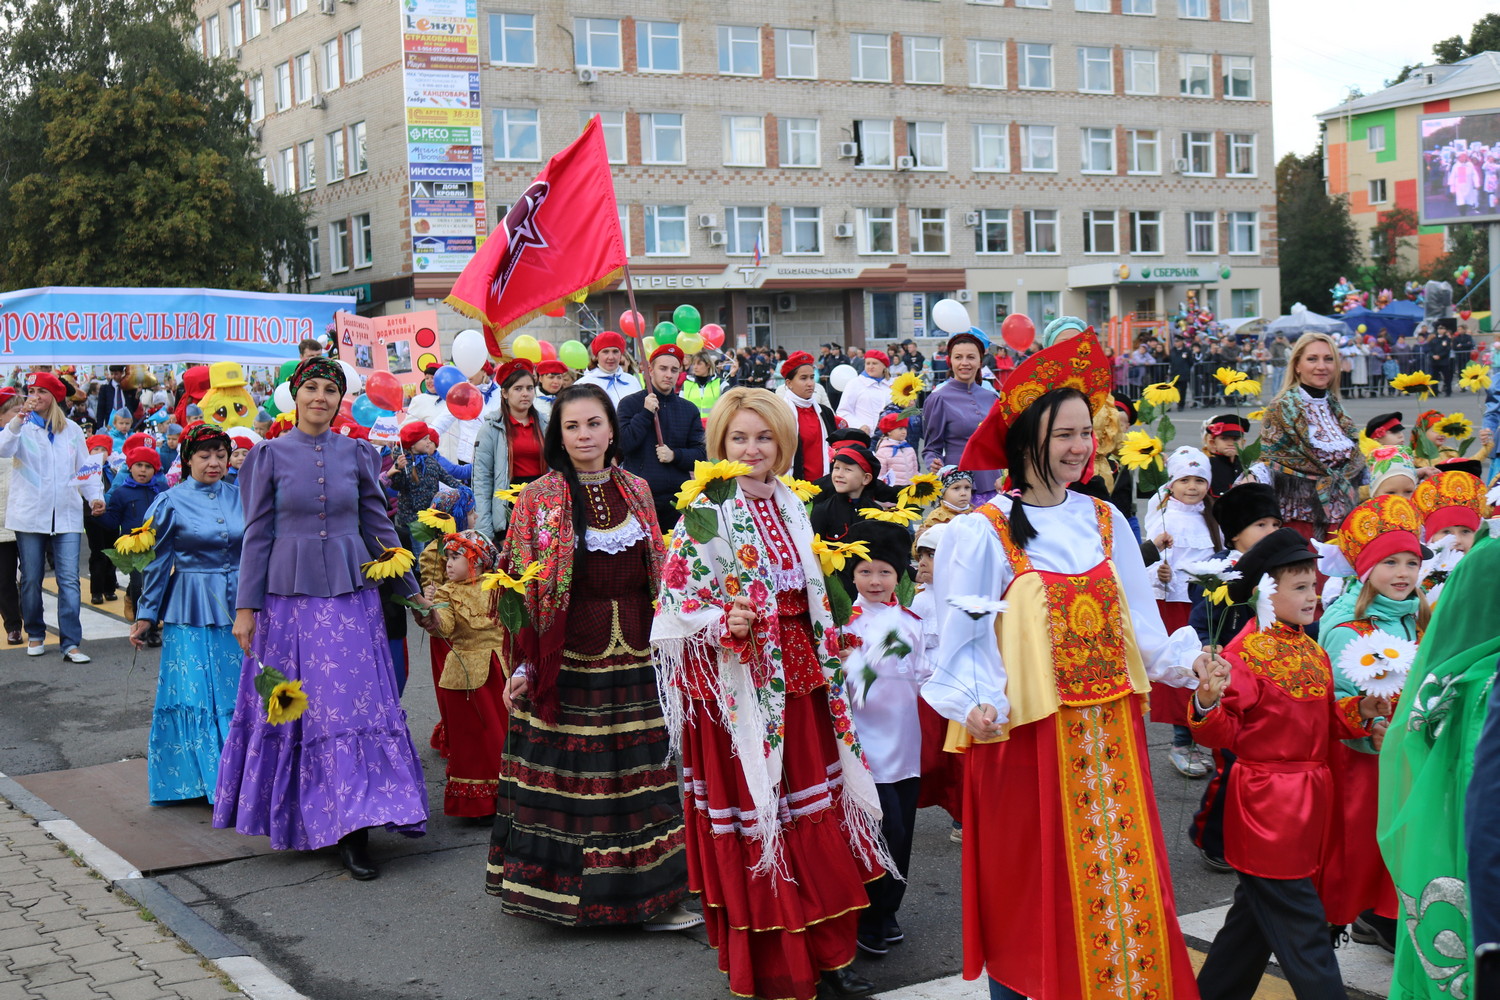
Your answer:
[4,316,1500,1000]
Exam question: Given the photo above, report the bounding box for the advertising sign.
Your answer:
[1418,108,1500,226]
[337,309,442,386]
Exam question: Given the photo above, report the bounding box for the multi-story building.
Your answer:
[198,0,1278,352]
[1317,53,1500,276]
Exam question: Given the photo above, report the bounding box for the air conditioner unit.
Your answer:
[252,0,269,9]
[1172,157,1189,174]
[837,141,860,159]
[896,155,915,171]
[834,223,855,239]
[250,124,263,142]
[310,93,326,108]
[576,67,597,84]
[956,289,973,303]
[708,229,727,246]
[964,211,980,227]
[696,213,717,229]
[319,0,335,12]
[224,43,237,57]
[775,294,797,313]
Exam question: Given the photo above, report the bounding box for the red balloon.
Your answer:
[365,370,404,413]
[537,340,558,361]
[699,323,726,350]
[542,301,567,317]
[1001,314,1036,353]
[338,395,354,420]
[619,311,646,338]
[446,380,482,421]
[1461,309,1473,321]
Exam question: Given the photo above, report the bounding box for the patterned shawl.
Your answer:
[651,477,892,878]
[1261,388,1366,523]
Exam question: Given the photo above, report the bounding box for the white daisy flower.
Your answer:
[1179,557,1238,579]
[1337,630,1417,700]
[947,595,1009,620]
[1254,573,1278,631]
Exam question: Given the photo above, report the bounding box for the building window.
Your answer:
[779,117,819,167]
[859,207,896,254]
[636,21,681,73]
[306,227,320,277]
[746,304,772,345]
[718,25,761,76]
[1369,178,1388,203]
[271,0,285,27]
[1223,0,1251,19]
[1230,288,1260,317]
[1367,125,1386,152]
[850,32,890,82]
[774,28,816,79]
[977,292,1012,340]
[975,209,1011,253]
[246,1,259,38]
[969,39,1005,89]
[344,27,363,81]
[1223,56,1254,99]
[1130,210,1162,253]
[326,129,345,181]
[1028,291,1060,327]
[350,121,367,173]
[1020,125,1056,171]
[1183,131,1214,175]
[294,52,313,103]
[329,218,350,272]
[490,13,535,65]
[297,139,315,189]
[494,109,539,161]
[644,205,689,256]
[1179,53,1211,97]
[248,76,264,122]
[274,62,291,110]
[1077,46,1112,93]
[909,208,948,254]
[1015,0,1049,7]
[277,147,294,194]
[320,37,339,91]
[353,213,373,267]
[583,111,627,163]
[1228,211,1257,253]
[574,17,621,70]
[1186,210,1216,253]
[1018,43,1053,89]
[1125,49,1157,94]
[723,115,765,166]
[206,15,221,58]
[855,119,894,168]
[1076,0,1109,10]
[291,0,306,17]
[972,123,1008,172]
[617,205,630,257]
[782,207,822,254]
[909,121,945,170]
[1081,127,1115,173]
[1024,209,1059,254]
[1227,133,1256,176]
[641,113,685,164]
[1122,0,1154,13]
[1178,0,1208,16]
[256,156,269,186]
[906,35,943,84]
[227,4,243,48]
[1083,210,1117,253]
[1127,129,1159,173]
[725,206,767,256]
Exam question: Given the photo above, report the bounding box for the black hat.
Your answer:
[830,443,879,479]
[829,427,872,448]
[1434,456,1482,478]
[1213,483,1281,545]
[1111,391,1137,426]
[838,519,912,585]
[1227,528,1316,604]
[1365,412,1404,439]
[1205,413,1250,439]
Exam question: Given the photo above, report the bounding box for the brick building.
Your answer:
[198,0,1279,352]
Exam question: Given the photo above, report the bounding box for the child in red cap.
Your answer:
[100,447,166,634]
[874,413,918,486]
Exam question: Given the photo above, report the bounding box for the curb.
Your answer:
[0,770,310,1000]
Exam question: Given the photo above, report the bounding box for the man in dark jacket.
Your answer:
[617,344,707,530]
[93,366,139,429]
[1431,318,1456,396]
[1169,336,1197,410]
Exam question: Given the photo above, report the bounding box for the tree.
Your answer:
[0,0,307,291]
[1428,225,1491,313]
[1431,15,1500,64]
[1365,207,1420,296]
[1275,149,1361,314]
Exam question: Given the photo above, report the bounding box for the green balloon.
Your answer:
[278,359,300,383]
[558,339,590,369]
[671,304,702,335]
[653,321,679,346]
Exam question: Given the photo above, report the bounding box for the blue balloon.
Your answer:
[351,394,385,428]
[432,364,465,399]
[968,325,992,347]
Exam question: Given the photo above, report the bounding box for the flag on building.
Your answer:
[752,231,763,267]
[446,116,625,356]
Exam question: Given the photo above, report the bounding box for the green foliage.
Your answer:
[0,0,307,291]
[496,590,525,633]
[683,507,719,545]
[1276,149,1362,314]
[1239,435,1262,467]
[825,574,853,627]
[1367,207,1421,295]
[1428,225,1490,313]
[104,547,153,574]
[1431,16,1500,65]
[895,574,916,609]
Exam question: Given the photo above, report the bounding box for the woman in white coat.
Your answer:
[835,349,895,434]
[0,373,105,663]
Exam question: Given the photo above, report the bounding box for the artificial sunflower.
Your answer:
[1214,367,1249,388]
[897,472,942,507]
[1118,431,1164,471]
[1391,370,1439,401]
[859,503,923,526]
[361,546,416,580]
[1247,408,1266,421]
[1460,362,1493,393]
[480,561,543,594]
[1224,378,1262,397]
[416,508,457,533]
[494,483,525,504]
[675,459,753,509]
[890,372,926,408]
[811,536,871,576]
[778,475,822,502]
[1205,584,1232,606]
[265,680,309,725]
[1437,412,1474,440]
[1140,377,1181,409]
[114,516,156,555]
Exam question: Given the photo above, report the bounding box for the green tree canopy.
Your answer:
[1276,148,1361,314]
[0,0,307,291]
[1388,13,1500,85]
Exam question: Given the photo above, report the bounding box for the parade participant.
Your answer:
[128,424,244,804]
[924,332,1213,1000]
[810,443,880,541]
[1365,412,1405,448]
[874,413,918,486]
[218,357,430,881]
[431,366,503,466]
[1261,332,1366,541]
[158,423,183,473]
[105,408,134,453]
[83,434,120,606]
[836,349,894,434]
[1190,529,1392,1000]
[617,343,707,531]
[909,522,964,834]
[93,365,139,429]
[922,332,1000,498]
[487,384,693,931]
[1202,414,1249,496]
[776,351,838,482]
[223,436,253,484]
[100,446,166,637]
[389,421,471,537]
[472,360,549,541]
[1088,393,1138,529]
[680,352,725,422]
[0,372,105,663]
[573,331,639,408]
[533,360,569,421]
[916,466,973,539]
[653,387,891,1000]
[1368,447,1420,500]
[0,389,22,645]
[1412,469,1485,602]
[1410,409,1494,467]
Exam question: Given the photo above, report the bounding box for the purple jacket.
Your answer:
[236,428,417,609]
[921,378,1001,493]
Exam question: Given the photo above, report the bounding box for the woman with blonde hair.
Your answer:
[1260,332,1366,541]
[653,387,892,1000]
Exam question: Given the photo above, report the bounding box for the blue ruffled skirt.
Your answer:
[148,623,240,805]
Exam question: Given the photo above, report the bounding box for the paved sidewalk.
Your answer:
[0,805,236,1000]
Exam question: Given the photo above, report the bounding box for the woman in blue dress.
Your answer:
[130,423,245,804]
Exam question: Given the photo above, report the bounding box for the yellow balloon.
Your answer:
[1357,324,1367,334]
[512,334,542,363]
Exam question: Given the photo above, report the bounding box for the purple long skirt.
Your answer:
[212,589,428,851]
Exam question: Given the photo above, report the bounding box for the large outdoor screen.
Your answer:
[1419,108,1500,226]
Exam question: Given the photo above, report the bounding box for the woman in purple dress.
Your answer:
[216,358,431,881]
[922,332,1001,500]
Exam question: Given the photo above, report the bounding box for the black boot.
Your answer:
[818,967,875,998]
[337,828,378,880]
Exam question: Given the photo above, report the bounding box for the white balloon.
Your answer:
[932,298,973,336]
[451,329,489,378]
[829,363,858,392]
[273,382,294,413]
[337,360,363,396]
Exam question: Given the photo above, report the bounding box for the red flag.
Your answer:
[446,116,625,355]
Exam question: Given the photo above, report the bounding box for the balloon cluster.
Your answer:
[1403,281,1426,304]
[929,296,1036,353]
[1454,265,1475,287]
[1374,288,1393,310]
[1328,276,1367,313]
[630,304,726,356]
[260,357,365,421]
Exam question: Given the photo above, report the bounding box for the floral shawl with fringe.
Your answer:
[1261,387,1366,527]
[650,477,892,878]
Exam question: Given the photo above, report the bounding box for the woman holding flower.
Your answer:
[653,387,892,1000]
[486,384,694,931]
[216,357,430,882]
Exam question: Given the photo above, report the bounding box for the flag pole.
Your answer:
[621,261,664,446]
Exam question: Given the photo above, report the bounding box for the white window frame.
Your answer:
[906,35,943,85]
[968,39,1005,89]
[349,121,367,174]
[1075,0,1109,10]
[856,119,894,169]
[782,206,823,255]
[717,24,761,76]
[1024,209,1059,255]
[774,28,817,79]
[1222,55,1254,100]
[493,108,540,162]
[1127,128,1160,174]
[1186,210,1217,254]
[248,75,265,122]
[779,117,820,167]
[644,204,690,257]
[294,52,313,104]
[1018,43,1053,90]
[206,14,221,58]
[1228,211,1257,254]
[975,208,1011,254]
[353,212,373,268]
[859,207,896,254]
[574,17,622,71]
[1178,0,1208,17]
[320,37,339,92]
[641,113,686,165]
[344,27,363,81]
[1122,0,1154,11]
[326,128,345,182]
[909,208,949,255]
[329,218,350,273]
[636,20,681,74]
[1222,0,1251,19]
[490,13,536,67]
[1368,179,1388,204]
[277,147,294,194]
[1231,288,1260,318]
[1227,133,1256,176]
[723,115,766,167]
[1130,210,1163,254]
[850,32,890,82]
[1124,49,1157,95]
[1179,52,1211,97]
[972,123,1009,172]
[1077,46,1112,93]
[1083,209,1117,254]
[275,61,291,111]
[908,120,946,171]
[227,4,243,48]
[1015,0,1049,7]
[296,140,315,190]
[1020,124,1056,172]
[291,0,306,16]
[725,205,767,256]
[1367,125,1387,152]
[246,1,260,38]
[584,111,627,163]
[1081,127,1115,174]
[306,226,321,278]
[1183,130,1214,175]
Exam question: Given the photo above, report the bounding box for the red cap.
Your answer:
[399,420,439,448]
[181,365,210,398]
[25,372,67,403]
[123,432,152,453]
[86,434,113,454]
[230,436,255,452]
[649,344,684,364]
[125,447,161,471]
[536,360,569,375]
[0,387,17,407]
[877,413,909,434]
[830,444,877,477]
[591,331,626,356]
[863,350,891,368]
[494,358,535,386]
[781,351,815,379]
